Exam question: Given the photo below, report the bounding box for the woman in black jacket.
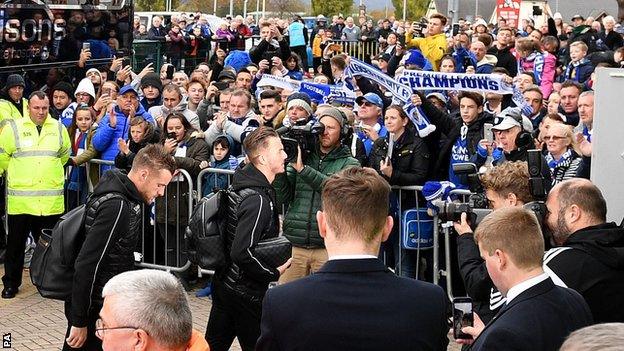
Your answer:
[369,105,431,279]
[155,113,210,270]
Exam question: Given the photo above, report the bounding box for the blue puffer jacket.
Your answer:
[92,104,154,172]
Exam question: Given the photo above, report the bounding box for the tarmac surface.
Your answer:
[1,265,460,350]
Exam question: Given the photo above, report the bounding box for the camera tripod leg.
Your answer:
[442,222,454,302]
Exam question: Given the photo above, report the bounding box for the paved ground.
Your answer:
[1,265,460,351]
[0,266,241,351]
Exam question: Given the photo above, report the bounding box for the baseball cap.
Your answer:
[493,107,533,132]
[426,92,448,105]
[379,53,392,62]
[571,15,584,21]
[119,85,139,96]
[355,92,383,108]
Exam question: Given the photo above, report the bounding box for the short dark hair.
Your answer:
[132,144,176,174]
[557,179,607,222]
[259,89,281,102]
[458,91,484,106]
[322,167,390,243]
[523,85,543,98]
[29,90,48,103]
[242,126,279,163]
[162,83,182,99]
[492,67,510,75]
[560,80,583,94]
[520,71,537,83]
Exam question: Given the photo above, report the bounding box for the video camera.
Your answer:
[276,121,325,163]
[433,155,549,232]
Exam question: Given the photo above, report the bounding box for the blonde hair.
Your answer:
[570,41,588,52]
[474,207,544,269]
[480,161,533,204]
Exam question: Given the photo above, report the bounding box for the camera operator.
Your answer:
[280,92,313,128]
[249,22,290,66]
[274,106,360,284]
[414,91,494,188]
[454,161,533,323]
[544,178,624,323]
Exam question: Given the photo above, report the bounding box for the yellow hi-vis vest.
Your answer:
[0,116,70,215]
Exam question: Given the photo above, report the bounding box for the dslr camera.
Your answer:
[276,121,325,163]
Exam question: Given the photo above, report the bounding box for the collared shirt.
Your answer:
[505,272,549,303]
[329,254,378,261]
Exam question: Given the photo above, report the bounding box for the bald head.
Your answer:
[546,179,607,244]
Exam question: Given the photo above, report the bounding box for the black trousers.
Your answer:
[291,45,308,71]
[1,214,59,289]
[206,279,263,351]
[62,300,102,351]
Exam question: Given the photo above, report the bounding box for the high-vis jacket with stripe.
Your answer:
[0,97,28,122]
[0,116,70,215]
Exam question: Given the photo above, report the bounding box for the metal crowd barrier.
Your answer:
[331,39,379,62]
[196,167,235,202]
[62,159,194,273]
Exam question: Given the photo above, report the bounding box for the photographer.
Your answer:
[274,106,360,284]
[249,22,291,66]
[405,14,448,70]
[454,161,533,323]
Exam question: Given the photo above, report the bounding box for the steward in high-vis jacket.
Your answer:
[0,74,29,122]
[0,91,70,299]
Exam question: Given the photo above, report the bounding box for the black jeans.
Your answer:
[206,279,263,351]
[62,300,102,351]
[2,214,59,289]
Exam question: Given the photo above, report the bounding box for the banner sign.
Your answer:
[497,0,522,29]
[257,75,356,105]
[397,70,515,95]
[347,58,412,102]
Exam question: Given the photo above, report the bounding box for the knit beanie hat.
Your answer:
[141,72,163,92]
[86,68,103,82]
[318,106,345,128]
[52,81,74,99]
[5,74,25,90]
[75,78,96,99]
[286,92,313,116]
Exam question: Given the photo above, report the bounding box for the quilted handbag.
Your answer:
[254,236,292,268]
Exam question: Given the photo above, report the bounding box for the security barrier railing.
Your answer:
[330,39,379,62]
[62,161,476,295]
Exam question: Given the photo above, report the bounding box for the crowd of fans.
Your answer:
[0,6,624,351]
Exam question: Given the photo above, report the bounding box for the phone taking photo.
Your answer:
[453,297,474,340]
[484,123,494,143]
[82,42,90,50]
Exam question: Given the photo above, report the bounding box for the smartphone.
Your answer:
[453,297,474,340]
[167,132,177,139]
[82,42,90,50]
[463,56,473,71]
[452,23,460,37]
[484,123,494,143]
[166,65,175,80]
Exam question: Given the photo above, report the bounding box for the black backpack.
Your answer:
[30,193,126,300]
[186,189,228,270]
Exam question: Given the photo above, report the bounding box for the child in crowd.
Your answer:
[284,53,304,80]
[114,116,160,172]
[65,104,97,210]
[563,41,595,84]
[200,135,238,197]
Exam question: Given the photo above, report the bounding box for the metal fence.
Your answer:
[59,161,476,295]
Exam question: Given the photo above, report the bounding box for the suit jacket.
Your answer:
[256,258,449,351]
[470,277,592,351]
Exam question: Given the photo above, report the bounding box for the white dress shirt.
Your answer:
[505,272,550,304]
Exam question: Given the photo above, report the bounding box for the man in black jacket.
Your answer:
[249,22,290,65]
[257,167,449,351]
[461,207,592,351]
[63,144,176,350]
[488,27,517,76]
[206,127,292,351]
[544,178,624,323]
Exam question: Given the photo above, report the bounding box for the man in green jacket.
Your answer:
[274,106,360,284]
